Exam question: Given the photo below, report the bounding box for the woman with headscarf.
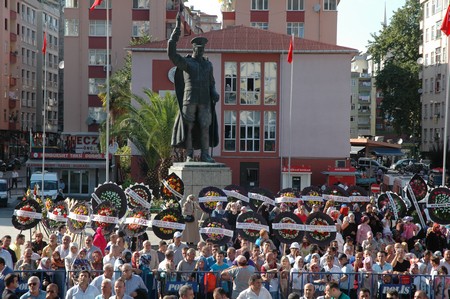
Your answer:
[35,257,53,289]
[93,226,107,255]
[426,223,447,252]
[291,256,306,293]
[91,250,103,277]
[50,250,65,295]
[64,242,78,287]
[182,194,201,245]
[131,251,142,275]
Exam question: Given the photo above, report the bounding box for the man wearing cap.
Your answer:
[168,231,188,265]
[168,10,220,163]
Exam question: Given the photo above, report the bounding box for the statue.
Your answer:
[168,7,219,163]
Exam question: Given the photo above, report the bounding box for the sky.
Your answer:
[185,0,406,52]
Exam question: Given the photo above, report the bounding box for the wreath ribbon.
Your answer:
[162,179,183,199]
[272,223,304,231]
[151,220,186,230]
[199,227,234,237]
[303,224,337,232]
[349,196,370,202]
[236,221,269,231]
[386,192,399,220]
[198,196,228,203]
[248,193,275,206]
[300,196,324,202]
[124,217,152,227]
[223,190,250,203]
[47,213,67,222]
[14,210,42,220]
[91,214,119,224]
[91,193,102,205]
[275,197,301,204]
[323,195,350,202]
[68,212,90,222]
[125,188,152,209]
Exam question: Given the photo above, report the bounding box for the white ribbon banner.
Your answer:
[386,192,399,220]
[91,193,102,205]
[275,197,301,204]
[323,195,351,203]
[272,223,304,231]
[13,210,42,220]
[162,180,183,199]
[152,220,186,230]
[124,217,152,227]
[223,190,250,203]
[426,202,450,208]
[125,188,152,209]
[236,221,270,231]
[198,196,228,203]
[47,213,68,222]
[92,214,119,224]
[248,193,275,206]
[407,184,426,229]
[303,224,337,232]
[300,196,324,202]
[349,196,370,202]
[199,227,234,237]
[68,212,90,223]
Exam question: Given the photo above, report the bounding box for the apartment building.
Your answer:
[221,0,339,44]
[420,0,449,152]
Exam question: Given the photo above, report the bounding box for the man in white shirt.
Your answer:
[55,235,71,259]
[322,254,342,283]
[90,263,115,293]
[237,274,271,299]
[440,249,450,273]
[65,270,100,299]
[167,231,188,265]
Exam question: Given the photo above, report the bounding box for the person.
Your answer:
[2,273,18,299]
[386,290,399,299]
[181,195,201,245]
[221,255,256,299]
[55,235,71,259]
[0,257,13,294]
[236,274,271,299]
[94,278,113,299]
[213,287,229,299]
[58,179,65,192]
[325,281,350,299]
[121,263,148,297]
[212,202,228,220]
[90,263,114,293]
[11,169,18,189]
[31,231,47,256]
[10,234,25,261]
[45,283,59,299]
[65,270,100,299]
[93,227,107,255]
[41,234,58,259]
[83,234,102,260]
[109,278,133,299]
[358,288,370,299]
[167,8,220,163]
[300,283,315,299]
[167,231,188,265]
[179,284,195,299]
[176,248,196,281]
[414,290,429,299]
[20,276,46,299]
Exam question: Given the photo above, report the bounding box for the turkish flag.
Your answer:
[90,0,103,11]
[42,32,47,54]
[287,35,294,63]
[441,5,450,36]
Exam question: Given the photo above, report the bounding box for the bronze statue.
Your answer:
[168,9,219,163]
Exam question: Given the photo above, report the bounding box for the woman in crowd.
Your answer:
[181,194,201,245]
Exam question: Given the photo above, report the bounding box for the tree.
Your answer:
[367,0,421,136]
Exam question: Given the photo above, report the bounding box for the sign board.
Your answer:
[165,282,198,293]
[371,183,381,193]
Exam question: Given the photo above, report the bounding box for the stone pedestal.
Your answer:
[168,162,232,198]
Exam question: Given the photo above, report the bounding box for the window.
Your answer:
[65,0,78,7]
[240,111,260,152]
[435,102,441,117]
[430,78,434,93]
[166,23,175,39]
[251,0,268,10]
[423,129,428,143]
[436,47,441,63]
[287,22,304,38]
[432,0,436,14]
[264,111,276,152]
[4,18,8,31]
[88,107,106,123]
[63,170,89,195]
[431,51,435,65]
[437,21,442,39]
[224,111,236,151]
[89,20,111,36]
[425,54,429,66]
[323,0,337,10]
[442,101,445,117]
[436,74,442,92]
[436,0,442,12]
[287,0,304,11]
[264,62,277,105]
[443,47,447,63]
[224,62,237,104]
[251,22,268,30]
[133,0,149,9]
[424,104,428,119]
[425,2,429,18]
[88,78,105,95]
[424,79,428,93]
[431,25,435,40]
[64,19,79,36]
[88,49,108,65]
[240,62,261,105]
[132,21,149,37]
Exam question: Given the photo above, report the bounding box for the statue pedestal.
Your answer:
[168,162,232,198]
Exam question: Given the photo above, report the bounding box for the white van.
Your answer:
[0,179,8,207]
[30,171,59,199]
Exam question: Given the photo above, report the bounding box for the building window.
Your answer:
[431,51,435,65]
[251,22,268,30]
[88,107,107,123]
[424,104,428,119]
[431,25,435,40]
[224,111,236,151]
[65,0,78,8]
[240,111,260,152]
[264,111,276,152]
[287,22,304,38]
[425,54,429,66]
[132,21,149,37]
[88,78,105,95]
[240,62,261,105]
[425,28,429,42]
[436,47,441,63]
[437,21,442,39]
[89,20,111,36]
[323,0,337,10]
[425,2,429,18]
[88,49,108,65]
[64,19,79,36]
[133,0,149,9]
[264,62,277,105]
[436,74,442,93]
[287,0,304,11]
[224,62,237,105]
[251,0,268,10]
[424,79,428,93]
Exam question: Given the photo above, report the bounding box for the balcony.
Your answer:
[9,52,17,64]
[9,98,16,109]
[10,32,17,42]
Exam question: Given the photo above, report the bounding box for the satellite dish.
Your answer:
[417,57,423,65]
[58,61,64,69]
[313,4,321,12]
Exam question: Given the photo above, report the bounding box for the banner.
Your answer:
[223,190,250,202]
[152,220,186,230]
[199,227,234,237]
[236,221,269,232]
[248,193,275,206]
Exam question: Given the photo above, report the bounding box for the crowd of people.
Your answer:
[1,193,450,299]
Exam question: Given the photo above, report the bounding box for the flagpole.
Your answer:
[443,53,449,186]
[105,0,110,182]
[288,34,294,187]
[41,31,47,198]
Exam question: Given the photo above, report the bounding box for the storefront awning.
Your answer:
[370,147,404,156]
[26,159,106,169]
[350,146,364,154]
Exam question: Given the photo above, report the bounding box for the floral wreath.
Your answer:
[236,211,268,243]
[91,201,118,236]
[126,184,152,209]
[408,174,428,202]
[304,212,336,246]
[201,217,232,245]
[43,200,68,232]
[427,187,450,224]
[377,193,406,219]
[272,211,304,243]
[248,187,275,213]
[323,185,349,208]
[161,173,184,200]
[301,186,324,212]
[121,207,151,237]
[224,184,249,206]
[276,188,300,210]
[92,183,127,219]
[68,202,90,233]
[152,208,185,240]
[199,186,227,214]
[12,199,42,230]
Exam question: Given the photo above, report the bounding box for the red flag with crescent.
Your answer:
[441,5,450,36]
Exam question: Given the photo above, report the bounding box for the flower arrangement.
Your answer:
[125,210,150,233]
[204,191,220,211]
[127,185,151,208]
[161,174,183,199]
[161,213,178,235]
[16,204,36,226]
[428,188,450,222]
[279,217,298,240]
[309,218,330,241]
[205,221,225,242]
[36,197,48,219]
[408,175,427,201]
[243,217,260,240]
[69,203,90,231]
[100,190,122,212]
[277,189,299,210]
[164,199,180,211]
[45,202,68,231]
[95,205,116,229]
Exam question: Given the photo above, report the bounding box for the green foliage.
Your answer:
[367,0,421,136]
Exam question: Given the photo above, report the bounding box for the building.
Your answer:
[221,0,339,44]
[419,0,448,153]
[0,0,61,161]
[130,26,357,192]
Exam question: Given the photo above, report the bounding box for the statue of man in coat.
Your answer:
[167,10,219,163]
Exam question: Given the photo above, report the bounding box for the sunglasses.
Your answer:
[28,282,38,286]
